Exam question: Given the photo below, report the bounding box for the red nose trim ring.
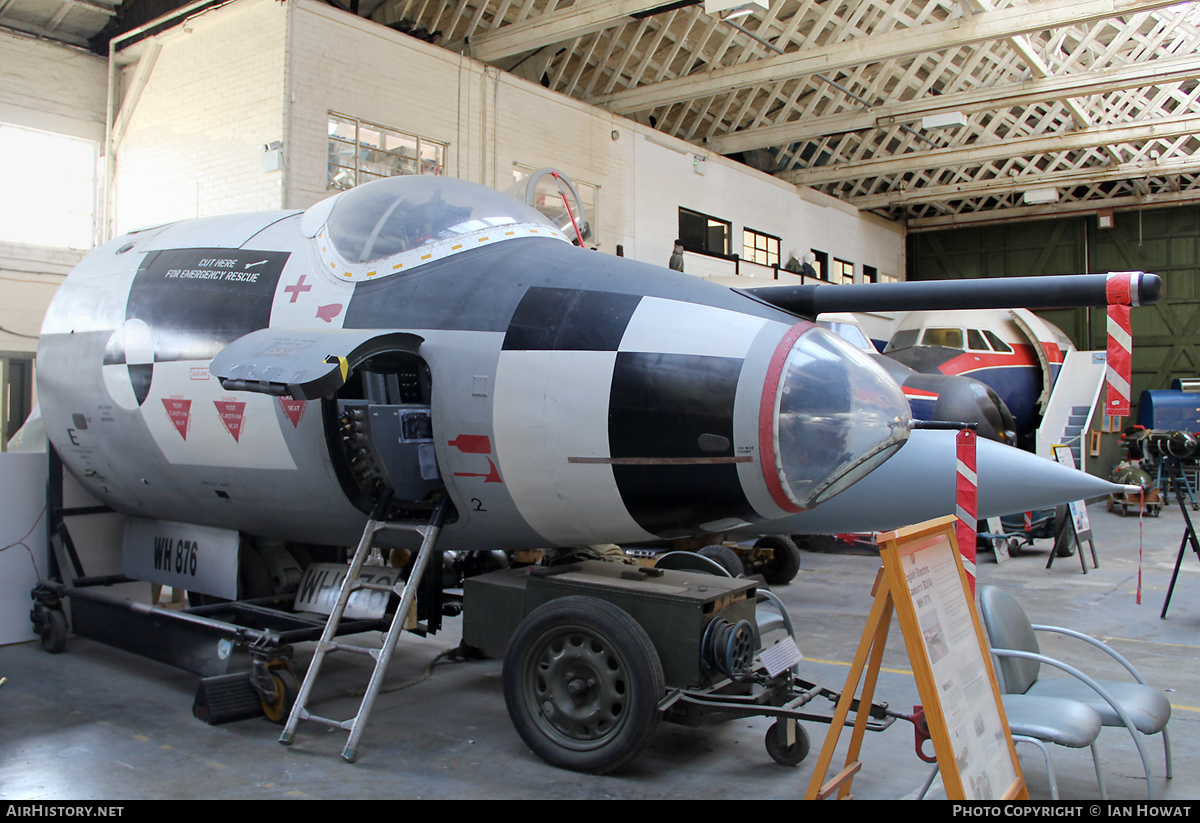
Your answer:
[758,321,816,514]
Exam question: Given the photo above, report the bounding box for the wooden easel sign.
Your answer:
[882,516,1025,800]
[806,516,1025,800]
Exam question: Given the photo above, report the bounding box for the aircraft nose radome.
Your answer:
[760,325,911,513]
[760,430,1136,535]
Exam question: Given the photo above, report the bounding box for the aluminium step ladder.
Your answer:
[279,494,452,762]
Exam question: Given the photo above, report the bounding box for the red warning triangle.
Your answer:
[278,398,307,428]
[214,400,247,442]
[162,398,192,440]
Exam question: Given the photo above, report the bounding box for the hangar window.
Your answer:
[327,113,445,191]
[811,250,829,280]
[742,228,780,266]
[835,258,854,284]
[0,123,96,249]
[678,208,731,256]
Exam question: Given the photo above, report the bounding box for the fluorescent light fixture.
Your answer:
[1022,188,1060,205]
[705,0,768,16]
[920,112,968,130]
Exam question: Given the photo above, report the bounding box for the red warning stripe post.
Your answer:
[1106,272,1135,417]
[956,427,978,595]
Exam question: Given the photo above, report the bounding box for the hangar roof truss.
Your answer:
[5,0,1199,227]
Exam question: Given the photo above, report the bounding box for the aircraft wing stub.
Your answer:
[740,272,1162,319]
[210,328,424,400]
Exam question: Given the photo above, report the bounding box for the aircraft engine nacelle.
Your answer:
[37,176,912,555]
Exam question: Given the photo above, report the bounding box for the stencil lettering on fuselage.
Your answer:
[141,362,297,470]
[101,249,289,409]
[125,248,288,361]
[103,248,296,469]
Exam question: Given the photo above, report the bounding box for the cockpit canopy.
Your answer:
[305,175,565,281]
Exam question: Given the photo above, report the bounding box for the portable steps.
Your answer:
[278,495,452,762]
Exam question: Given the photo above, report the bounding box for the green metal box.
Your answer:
[462,559,757,689]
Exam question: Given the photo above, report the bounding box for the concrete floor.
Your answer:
[1,499,1196,801]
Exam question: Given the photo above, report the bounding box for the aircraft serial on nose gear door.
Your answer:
[31,174,1160,773]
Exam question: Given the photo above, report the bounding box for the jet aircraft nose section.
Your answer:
[762,324,911,511]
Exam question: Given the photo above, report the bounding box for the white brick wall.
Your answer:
[24,0,904,274]
[284,0,902,277]
[112,0,288,234]
[101,0,903,277]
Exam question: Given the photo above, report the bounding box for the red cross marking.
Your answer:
[284,275,312,303]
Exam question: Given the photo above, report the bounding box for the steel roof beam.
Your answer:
[851,157,1200,211]
[708,53,1200,154]
[457,0,677,62]
[781,113,1200,186]
[589,0,1188,114]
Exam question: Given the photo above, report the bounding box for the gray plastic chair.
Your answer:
[979,585,1172,800]
[1002,693,1105,799]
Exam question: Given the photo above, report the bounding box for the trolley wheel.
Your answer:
[1007,538,1023,558]
[765,719,811,766]
[40,608,67,655]
[697,544,743,577]
[503,596,665,774]
[260,666,299,723]
[744,536,802,585]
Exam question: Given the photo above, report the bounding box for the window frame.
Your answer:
[811,249,829,281]
[327,112,446,191]
[678,207,732,257]
[742,227,781,266]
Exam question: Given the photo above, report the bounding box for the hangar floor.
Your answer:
[1,499,1196,801]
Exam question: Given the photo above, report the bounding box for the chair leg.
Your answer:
[1013,735,1059,800]
[918,763,941,799]
[1089,741,1107,800]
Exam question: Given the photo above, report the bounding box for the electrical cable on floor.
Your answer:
[342,642,477,699]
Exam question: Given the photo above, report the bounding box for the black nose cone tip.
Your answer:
[1139,272,1164,305]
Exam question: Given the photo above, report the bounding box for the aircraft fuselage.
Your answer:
[38,176,909,554]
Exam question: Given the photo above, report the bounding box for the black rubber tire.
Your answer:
[261,667,300,724]
[41,609,67,655]
[745,536,802,585]
[697,544,743,577]
[765,719,810,766]
[503,596,665,774]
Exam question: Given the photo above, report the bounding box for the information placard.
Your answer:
[879,516,1025,800]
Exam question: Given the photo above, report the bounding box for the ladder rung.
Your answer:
[303,712,357,732]
[321,640,381,658]
[378,522,428,534]
[280,495,453,759]
[354,581,398,594]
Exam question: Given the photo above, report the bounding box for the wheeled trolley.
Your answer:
[462,558,900,774]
